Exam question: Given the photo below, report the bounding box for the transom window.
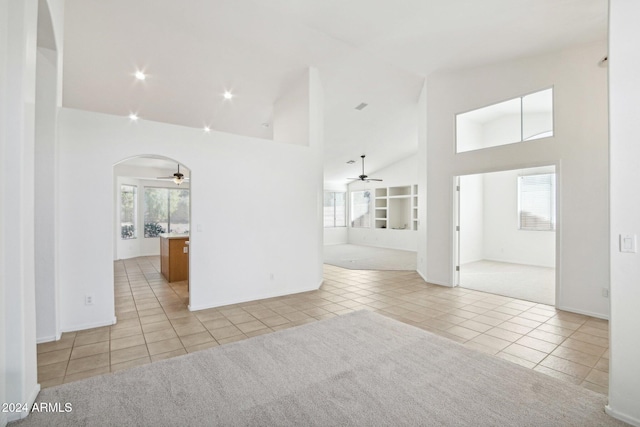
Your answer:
[456,88,553,153]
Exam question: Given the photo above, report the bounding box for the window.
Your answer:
[324,192,346,228]
[120,185,137,239]
[144,188,190,237]
[350,190,371,228]
[518,173,556,231]
[456,88,553,153]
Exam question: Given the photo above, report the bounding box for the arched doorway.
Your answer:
[113,155,192,312]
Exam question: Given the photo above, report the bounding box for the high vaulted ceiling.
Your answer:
[62,0,608,186]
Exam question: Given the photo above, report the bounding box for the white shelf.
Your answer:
[364,184,419,231]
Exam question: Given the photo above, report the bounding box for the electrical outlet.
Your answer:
[183,247,188,254]
[85,294,94,305]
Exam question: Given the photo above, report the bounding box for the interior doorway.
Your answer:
[113,155,191,307]
[454,166,557,305]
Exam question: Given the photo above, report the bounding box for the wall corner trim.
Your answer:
[6,384,41,423]
[605,405,640,427]
[61,317,117,334]
[555,305,609,320]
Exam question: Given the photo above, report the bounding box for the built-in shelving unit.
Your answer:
[374,188,388,229]
[374,185,418,230]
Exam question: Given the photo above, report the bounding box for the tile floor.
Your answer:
[37,256,609,395]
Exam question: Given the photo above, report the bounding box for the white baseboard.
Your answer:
[188,284,322,312]
[417,269,427,283]
[60,317,117,333]
[556,305,609,320]
[482,257,555,269]
[6,383,40,422]
[420,276,454,287]
[416,270,454,288]
[606,405,640,427]
[37,336,56,344]
[36,331,61,344]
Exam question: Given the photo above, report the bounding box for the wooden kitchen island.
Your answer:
[159,233,189,283]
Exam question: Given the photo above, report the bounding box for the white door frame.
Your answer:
[453,164,561,306]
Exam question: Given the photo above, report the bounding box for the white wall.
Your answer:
[273,70,310,146]
[607,1,640,424]
[57,89,324,330]
[427,41,609,318]
[348,154,418,252]
[482,168,555,268]
[459,174,484,264]
[324,228,348,246]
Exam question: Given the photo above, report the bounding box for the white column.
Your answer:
[607,0,640,425]
[1,0,40,423]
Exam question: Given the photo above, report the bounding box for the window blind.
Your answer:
[518,174,556,231]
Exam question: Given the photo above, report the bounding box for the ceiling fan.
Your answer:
[347,155,383,182]
[157,164,189,185]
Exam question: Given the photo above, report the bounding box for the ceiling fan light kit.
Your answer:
[157,164,188,185]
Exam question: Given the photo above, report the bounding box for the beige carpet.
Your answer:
[13,311,624,426]
[461,260,556,305]
[323,244,417,270]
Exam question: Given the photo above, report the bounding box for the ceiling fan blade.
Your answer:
[346,155,382,182]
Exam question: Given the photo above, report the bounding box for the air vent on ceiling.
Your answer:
[355,102,368,111]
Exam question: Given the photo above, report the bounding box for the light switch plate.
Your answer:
[620,234,637,253]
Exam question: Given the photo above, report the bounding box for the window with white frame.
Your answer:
[120,185,137,239]
[456,87,554,153]
[324,192,346,228]
[350,190,371,228]
[518,173,556,231]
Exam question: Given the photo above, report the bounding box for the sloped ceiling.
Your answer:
[62,0,608,186]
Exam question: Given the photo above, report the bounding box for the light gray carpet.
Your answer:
[14,311,624,427]
[461,260,556,305]
[324,244,417,270]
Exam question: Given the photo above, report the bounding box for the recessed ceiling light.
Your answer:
[204,126,211,133]
[128,113,139,121]
[223,91,233,100]
[346,160,356,164]
[355,102,368,110]
[134,71,146,81]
